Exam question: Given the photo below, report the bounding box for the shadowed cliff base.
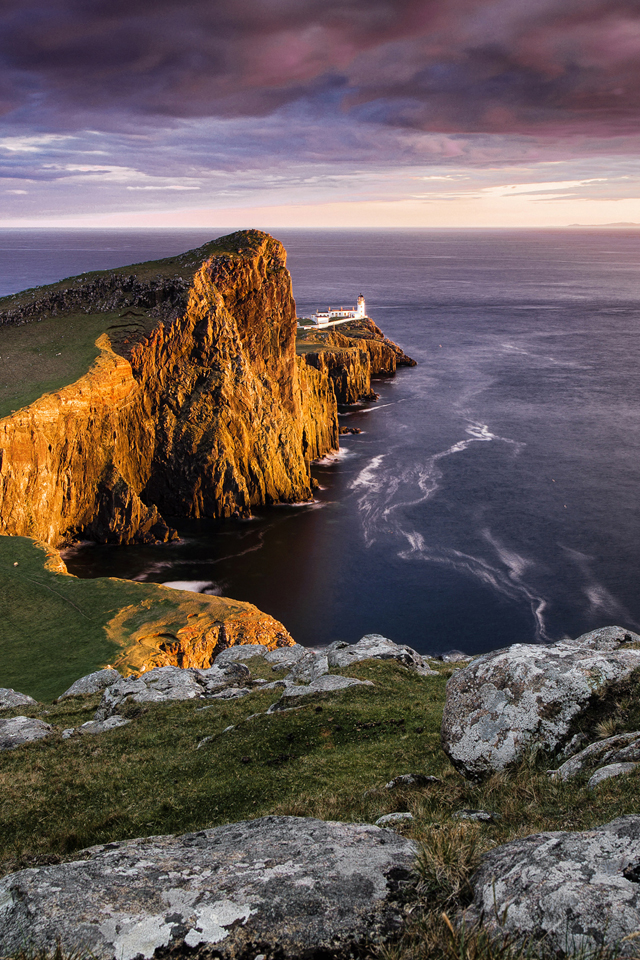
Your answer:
[0,230,414,548]
[0,537,293,700]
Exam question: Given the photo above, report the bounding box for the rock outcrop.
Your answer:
[0,232,413,548]
[441,626,640,780]
[0,816,417,959]
[0,688,37,710]
[327,634,437,675]
[299,317,415,405]
[0,716,52,750]
[465,816,640,957]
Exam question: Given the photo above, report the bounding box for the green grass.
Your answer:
[0,536,277,701]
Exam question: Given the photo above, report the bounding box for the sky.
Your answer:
[2,0,640,228]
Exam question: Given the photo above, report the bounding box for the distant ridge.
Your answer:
[568,222,640,227]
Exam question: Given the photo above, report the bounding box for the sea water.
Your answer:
[2,227,640,656]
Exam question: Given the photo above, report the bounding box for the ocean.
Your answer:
[2,227,640,656]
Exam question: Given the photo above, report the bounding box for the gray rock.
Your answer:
[0,716,52,751]
[58,669,121,699]
[452,809,499,823]
[287,650,329,684]
[213,644,268,667]
[375,812,414,826]
[436,650,472,663]
[79,717,131,735]
[564,625,640,652]
[0,816,417,959]
[95,664,250,720]
[0,687,37,711]
[268,674,374,712]
[465,816,640,957]
[61,728,75,740]
[327,635,437,675]
[549,731,640,781]
[384,774,441,790]
[206,687,251,701]
[264,644,307,668]
[441,628,640,780]
[588,762,639,790]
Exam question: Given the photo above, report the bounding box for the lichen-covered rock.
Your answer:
[327,635,437,675]
[465,816,640,957]
[94,663,250,719]
[588,762,638,790]
[264,643,307,668]
[441,626,640,780]
[59,668,122,699]
[0,816,417,959]
[268,674,374,711]
[0,716,52,750]
[287,649,329,683]
[79,716,131,735]
[214,644,268,666]
[0,688,37,711]
[549,731,640,781]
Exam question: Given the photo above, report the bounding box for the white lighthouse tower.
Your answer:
[356,294,366,318]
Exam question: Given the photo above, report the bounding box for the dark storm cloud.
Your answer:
[1,0,640,137]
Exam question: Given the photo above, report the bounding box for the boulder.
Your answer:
[268,674,374,711]
[588,763,638,790]
[0,816,417,959]
[0,716,52,751]
[549,731,640,781]
[58,669,122,699]
[214,644,268,667]
[79,717,131,735]
[464,816,640,957]
[441,626,640,780]
[287,650,329,684]
[95,664,250,720]
[384,774,441,790]
[264,644,307,668]
[375,813,414,826]
[327,635,437,675]
[0,688,37,711]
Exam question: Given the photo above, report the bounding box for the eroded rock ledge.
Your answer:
[0,231,414,548]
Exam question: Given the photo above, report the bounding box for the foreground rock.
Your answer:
[268,674,374,711]
[0,688,37,711]
[59,668,121,699]
[550,730,640,781]
[0,816,417,959]
[95,663,250,720]
[327,635,437,675]
[465,816,640,957]
[441,626,640,780]
[0,716,52,750]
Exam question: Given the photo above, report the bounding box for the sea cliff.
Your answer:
[0,230,413,547]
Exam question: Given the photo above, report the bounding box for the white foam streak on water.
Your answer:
[350,420,553,639]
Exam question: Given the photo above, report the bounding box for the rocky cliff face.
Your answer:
[0,231,411,547]
[298,317,416,405]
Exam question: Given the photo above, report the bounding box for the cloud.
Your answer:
[1,0,640,141]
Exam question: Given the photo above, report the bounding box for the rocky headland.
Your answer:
[0,230,414,548]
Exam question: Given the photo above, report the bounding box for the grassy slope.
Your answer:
[0,234,249,419]
[2,657,640,870]
[0,536,275,701]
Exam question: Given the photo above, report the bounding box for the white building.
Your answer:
[312,294,366,326]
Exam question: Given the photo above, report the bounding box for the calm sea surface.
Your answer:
[2,227,640,656]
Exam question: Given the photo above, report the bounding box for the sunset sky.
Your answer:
[2,0,640,228]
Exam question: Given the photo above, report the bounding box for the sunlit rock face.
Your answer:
[0,231,338,545]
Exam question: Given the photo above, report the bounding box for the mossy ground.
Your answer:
[1,656,639,958]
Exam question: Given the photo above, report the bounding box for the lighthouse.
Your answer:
[356,294,366,318]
